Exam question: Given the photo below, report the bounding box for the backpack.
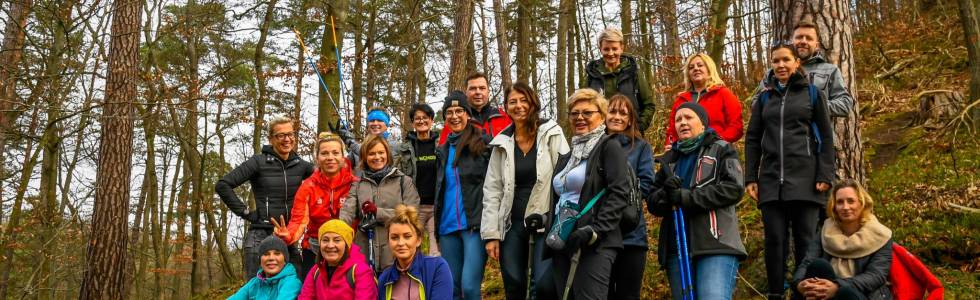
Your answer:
[759,84,824,153]
[312,264,357,290]
[595,136,643,231]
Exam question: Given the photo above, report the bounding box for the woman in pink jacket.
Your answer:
[299,219,378,300]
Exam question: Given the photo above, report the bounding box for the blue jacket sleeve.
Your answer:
[430,259,455,300]
[635,142,656,200]
[276,276,303,300]
[227,278,255,300]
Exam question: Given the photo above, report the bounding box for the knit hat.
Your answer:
[366,108,391,126]
[409,103,435,120]
[677,101,710,126]
[318,219,354,252]
[258,235,290,262]
[442,90,473,119]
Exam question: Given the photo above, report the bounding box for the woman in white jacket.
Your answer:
[482,82,570,300]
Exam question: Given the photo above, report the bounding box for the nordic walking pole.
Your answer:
[672,207,691,300]
[677,207,695,300]
[524,215,545,300]
[329,15,346,106]
[291,28,346,121]
[562,249,581,300]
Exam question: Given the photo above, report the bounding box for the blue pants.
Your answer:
[499,222,554,300]
[440,229,488,300]
[666,254,739,300]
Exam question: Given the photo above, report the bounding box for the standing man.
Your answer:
[397,103,441,256]
[757,21,854,118]
[216,116,314,279]
[439,72,512,144]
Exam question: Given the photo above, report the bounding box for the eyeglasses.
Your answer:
[445,108,467,117]
[413,116,431,122]
[273,132,295,141]
[568,110,600,119]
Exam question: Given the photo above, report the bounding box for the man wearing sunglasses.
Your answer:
[216,116,314,280]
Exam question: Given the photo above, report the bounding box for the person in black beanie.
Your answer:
[397,102,442,255]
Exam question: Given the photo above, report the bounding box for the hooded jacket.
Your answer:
[437,105,512,145]
[434,128,492,234]
[377,253,454,300]
[298,244,378,300]
[283,164,356,249]
[754,52,854,118]
[481,120,570,241]
[744,70,836,205]
[664,85,744,146]
[216,145,314,229]
[339,167,420,271]
[648,132,747,266]
[229,262,303,300]
[585,55,657,131]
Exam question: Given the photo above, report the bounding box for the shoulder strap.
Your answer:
[760,89,770,107]
[346,264,356,289]
[399,175,405,201]
[575,189,607,218]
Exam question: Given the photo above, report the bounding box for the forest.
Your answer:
[0,0,977,299]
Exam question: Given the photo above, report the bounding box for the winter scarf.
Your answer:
[821,216,892,278]
[363,165,393,184]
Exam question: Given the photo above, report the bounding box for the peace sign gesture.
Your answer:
[270,215,290,241]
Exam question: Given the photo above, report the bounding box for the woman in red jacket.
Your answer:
[274,132,356,280]
[664,53,744,149]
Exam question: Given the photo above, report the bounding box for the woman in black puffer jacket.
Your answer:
[744,44,836,299]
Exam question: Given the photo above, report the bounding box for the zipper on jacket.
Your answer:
[805,126,812,156]
[265,197,270,223]
[779,92,786,185]
[384,272,427,300]
[277,159,289,220]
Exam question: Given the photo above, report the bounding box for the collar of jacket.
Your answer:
[379,250,426,284]
[359,167,400,185]
[676,84,725,100]
[587,55,638,77]
[262,145,300,164]
[489,119,560,147]
[763,69,810,92]
[309,163,355,190]
[663,131,721,163]
[405,130,436,143]
[803,51,827,65]
[257,262,297,284]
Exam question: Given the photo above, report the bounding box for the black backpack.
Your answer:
[596,136,643,231]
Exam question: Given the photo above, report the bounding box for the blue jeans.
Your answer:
[439,229,488,300]
[666,254,739,300]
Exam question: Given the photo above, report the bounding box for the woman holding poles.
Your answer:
[547,88,630,299]
[648,102,747,299]
[482,82,569,299]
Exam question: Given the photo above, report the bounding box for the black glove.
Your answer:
[663,175,683,191]
[566,226,598,248]
[668,188,688,206]
[524,214,546,234]
[244,211,260,224]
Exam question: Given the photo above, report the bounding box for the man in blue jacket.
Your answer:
[216,116,314,279]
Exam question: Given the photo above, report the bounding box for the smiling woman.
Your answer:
[296,220,378,300]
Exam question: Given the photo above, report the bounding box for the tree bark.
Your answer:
[556,0,572,132]
[492,0,513,89]
[706,0,731,65]
[253,0,279,153]
[0,1,33,219]
[515,0,532,83]
[448,0,475,91]
[957,0,980,128]
[621,0,632,42]
[772,0,865,182]
[318,1,349,133]
[78,0,143,298]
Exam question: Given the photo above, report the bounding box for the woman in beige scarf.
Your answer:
[793,179,893,300]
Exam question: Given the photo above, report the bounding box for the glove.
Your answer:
[524,214,546,234]
[244,210,260,224]
[361,201,378,215]
[668,188,688,206]
[566,226,598,248]
[663,175,683,191]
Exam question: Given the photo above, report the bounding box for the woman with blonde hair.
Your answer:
[585,27,656,131]
[377,205,454,300]
[793,180,893,300]
[663,53,743,148]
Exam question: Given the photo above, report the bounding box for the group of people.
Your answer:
[218,23,898,300]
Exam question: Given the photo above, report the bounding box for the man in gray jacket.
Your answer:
[757,21,854,118]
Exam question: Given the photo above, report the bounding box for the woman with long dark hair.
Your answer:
[745,44,835,299]
[434,90,492,300]
[482,82,569,299]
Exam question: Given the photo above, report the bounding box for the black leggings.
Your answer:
[761,201,821,298]
[608,245,646,300]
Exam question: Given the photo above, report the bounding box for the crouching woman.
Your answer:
[793,180,893,300]
[648,102,747,300]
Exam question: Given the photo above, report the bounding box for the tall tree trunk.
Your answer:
[958,0,980,127]
[621,0,632,41]
[772,0,865,182]
[253,0,279,153]
[706,0,731,65]
[661,0,683,84]
[0,1,33,221]
[492,0,513,89]
[556,0,572,132]
[515,0,532,83]
[78,0,143,298]
[448,0,475,91]
[318,1,349,133]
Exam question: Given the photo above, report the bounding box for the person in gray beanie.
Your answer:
[230,235,303,299]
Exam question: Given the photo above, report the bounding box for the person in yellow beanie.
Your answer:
[298,220,377,300]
